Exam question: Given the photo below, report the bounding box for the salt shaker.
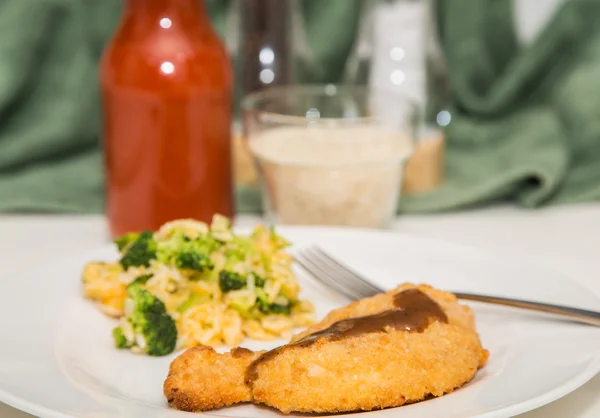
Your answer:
[344,0,448,194]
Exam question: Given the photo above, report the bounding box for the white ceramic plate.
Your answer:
[1,226,599,418]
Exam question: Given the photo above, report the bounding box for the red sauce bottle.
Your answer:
[100,0,234,237]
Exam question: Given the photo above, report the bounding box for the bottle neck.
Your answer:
[125,0,208,20]
[124,0,211,33]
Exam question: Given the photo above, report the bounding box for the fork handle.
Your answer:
[454,292,600,326]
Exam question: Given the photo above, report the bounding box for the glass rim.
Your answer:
[241,84,420,126]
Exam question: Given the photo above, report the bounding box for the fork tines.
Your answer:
[293,246,383,301]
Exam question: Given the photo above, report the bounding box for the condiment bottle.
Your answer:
[239,0,294,94]
[228,0,317,186]
[100,0,234,237]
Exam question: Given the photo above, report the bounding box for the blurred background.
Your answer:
[0,0,599,234]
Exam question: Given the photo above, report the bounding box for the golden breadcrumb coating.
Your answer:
[164,283,489,414]
[164,345,263,411]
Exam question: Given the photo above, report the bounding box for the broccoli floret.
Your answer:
[257,299,292,315]
[175,250,212,272]
[156,231,215,273]
[112,327,132,348]
[114,232,140,252]
[113,283,177,356]
[254,288,292,315]
[252,273,265,287]
[219,270,246,292]
[268,303,291,315]
[119,231,157,270]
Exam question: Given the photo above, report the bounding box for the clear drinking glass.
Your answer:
[242,85,417,229]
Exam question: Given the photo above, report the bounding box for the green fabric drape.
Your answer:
[404,0,600,212]
[0,0,598,214]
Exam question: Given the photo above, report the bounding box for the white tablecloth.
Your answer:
[2,204,600,417]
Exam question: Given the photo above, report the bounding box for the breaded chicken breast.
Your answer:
[164,284,489,414]
[164,345,264,411]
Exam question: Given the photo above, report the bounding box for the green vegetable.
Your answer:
[112,283,177,356]
[177,293,209,313]
[129,274,153,287]
[219,270,246,292]
[267,303,291,315]
[112,327,132,349]
[175,250,212,272]
[223,236,252,265]
[156,232,185,262]
[254,288,291,315]
[119,231,157,270]
[252,273,265,288]
[257,299,292,315]
[114,232,140,252]
[156,231,215,272]
[228,294,256,315]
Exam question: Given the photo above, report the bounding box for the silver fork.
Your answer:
[294,246,600,327]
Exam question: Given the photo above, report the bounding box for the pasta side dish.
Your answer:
[82,215,315,356]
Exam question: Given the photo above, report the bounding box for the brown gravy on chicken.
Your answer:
[246,288,448,385]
